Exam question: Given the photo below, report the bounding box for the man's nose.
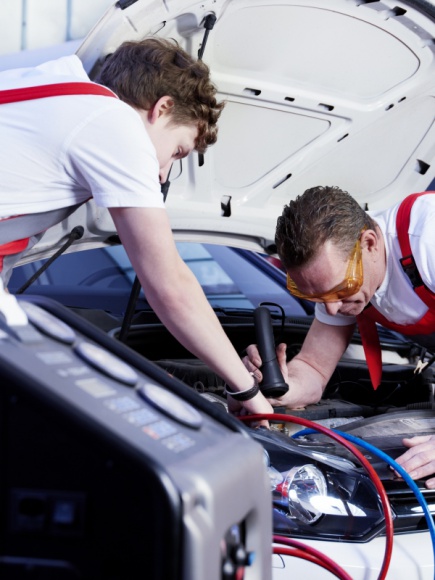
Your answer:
[159,161,172,184]
[324,301,343,316]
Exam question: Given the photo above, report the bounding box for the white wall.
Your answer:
[0,0,114,55]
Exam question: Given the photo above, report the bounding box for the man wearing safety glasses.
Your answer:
[244,185,435,487]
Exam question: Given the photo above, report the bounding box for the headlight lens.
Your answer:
[253,428,391,542]
[282,464,327,524]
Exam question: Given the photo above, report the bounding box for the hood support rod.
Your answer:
[16,226,84,294]
[118,275,142,343]
[198,13,217,60]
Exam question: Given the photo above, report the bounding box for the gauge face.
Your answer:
[75,341,138,386]
[20,301,76,344]
[137,383,203,429]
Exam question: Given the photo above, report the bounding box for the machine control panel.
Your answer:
[0,295,231,462]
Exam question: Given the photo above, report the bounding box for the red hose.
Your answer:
[239,413,393,580]
[273,545,353,580]
[274,534,355,576]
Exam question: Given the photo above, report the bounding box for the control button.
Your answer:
[52,499,77,526]
[75,377,117,398]
[74,341,138,386]
[124,408,158,427]
[19,301,76,344]
[142,420,178,440]
[161,433,195,453]
[104,396,140,413]
[57,366,89,378]
[137,383,203,429]
[37,351,74,365]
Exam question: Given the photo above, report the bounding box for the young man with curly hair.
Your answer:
[0,38,272,418]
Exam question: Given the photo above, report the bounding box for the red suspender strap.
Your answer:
[396,191,435,309]
[0,82,117,104]
[396,192,426,257]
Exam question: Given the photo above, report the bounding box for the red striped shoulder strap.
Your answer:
[0,82,117,104]
[397,191,435,309]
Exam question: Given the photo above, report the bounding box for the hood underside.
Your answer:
[15,0,435,263]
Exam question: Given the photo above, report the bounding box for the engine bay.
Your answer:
[106,311,435,428]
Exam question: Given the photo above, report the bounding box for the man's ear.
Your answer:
[362,228,381,260]
[148,95,174,124]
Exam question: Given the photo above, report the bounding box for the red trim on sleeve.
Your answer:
[0,238,30,273]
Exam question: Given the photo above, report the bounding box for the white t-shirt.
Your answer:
[0,55,165,218]
[315,194,435,328]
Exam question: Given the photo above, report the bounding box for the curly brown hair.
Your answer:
[95,37,225,154]
[275,186,377,270]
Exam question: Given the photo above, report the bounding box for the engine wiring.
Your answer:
[239,413,394,580]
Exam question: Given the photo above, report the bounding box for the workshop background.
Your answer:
[0,0,113,55]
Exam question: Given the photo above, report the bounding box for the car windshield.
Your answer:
[9,242,310,318]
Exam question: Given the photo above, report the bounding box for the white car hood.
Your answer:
[16,0,435,262]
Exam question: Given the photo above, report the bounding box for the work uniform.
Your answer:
[0,55,164,283]
[315,192,435,385]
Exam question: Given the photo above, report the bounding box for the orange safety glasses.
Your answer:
[286,234,364,303]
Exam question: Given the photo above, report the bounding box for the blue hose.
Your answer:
[293,428,435,578]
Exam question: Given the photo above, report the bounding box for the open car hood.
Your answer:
[17,0,435,263]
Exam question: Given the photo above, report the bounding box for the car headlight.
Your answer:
[281,464,327,524]
[255,428,391,542]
